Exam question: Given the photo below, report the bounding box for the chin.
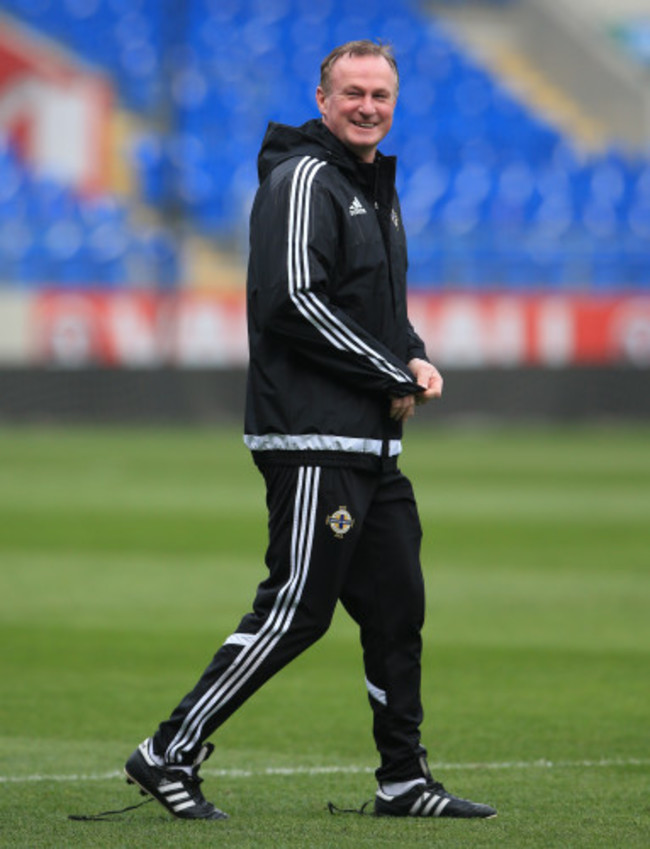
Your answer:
[348,134,380,154]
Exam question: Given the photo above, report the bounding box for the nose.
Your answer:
[358,95,376,115]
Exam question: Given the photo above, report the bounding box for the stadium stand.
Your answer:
[0,0,649,291]
[0,130,180,289]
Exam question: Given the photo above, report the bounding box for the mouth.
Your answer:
[352,121,377,130]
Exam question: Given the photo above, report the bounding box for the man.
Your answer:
[124,40,496,822]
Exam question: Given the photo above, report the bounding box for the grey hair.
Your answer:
[319,40,399,95]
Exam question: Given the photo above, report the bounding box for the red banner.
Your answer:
[30,291,248,366]
[28,290,650,367]
[408,293,650,367]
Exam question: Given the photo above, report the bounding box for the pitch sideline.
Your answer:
[1,757,648,785]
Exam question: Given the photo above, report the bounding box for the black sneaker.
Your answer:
[124,738,228,820]
[375,779,497,819]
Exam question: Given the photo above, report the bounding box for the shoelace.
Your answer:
[327,799,374,816]
[68,797,154,821]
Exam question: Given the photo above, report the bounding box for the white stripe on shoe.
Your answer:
[171,799,195,813]
[419,793,441,816]
[166,791,189,802]
[433,797,451,816]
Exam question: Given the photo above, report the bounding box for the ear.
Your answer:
[315,85,326,116]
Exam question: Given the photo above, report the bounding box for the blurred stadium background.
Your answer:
[0,0,649,421]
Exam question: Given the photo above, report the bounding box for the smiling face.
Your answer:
[316,53,398,163]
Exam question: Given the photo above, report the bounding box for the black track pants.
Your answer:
[153,462,428,782]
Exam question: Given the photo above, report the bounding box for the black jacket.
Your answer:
[244,119,428,470]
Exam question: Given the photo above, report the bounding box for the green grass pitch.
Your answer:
[1,423,649,848]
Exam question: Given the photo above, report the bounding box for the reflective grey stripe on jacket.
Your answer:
[244,433,402,457]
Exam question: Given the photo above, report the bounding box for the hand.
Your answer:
[389,394,417,422]
[407,358,443,404]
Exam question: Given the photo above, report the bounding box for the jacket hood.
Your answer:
[257,119,374,184]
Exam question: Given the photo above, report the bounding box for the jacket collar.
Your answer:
[257,118,397,199]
